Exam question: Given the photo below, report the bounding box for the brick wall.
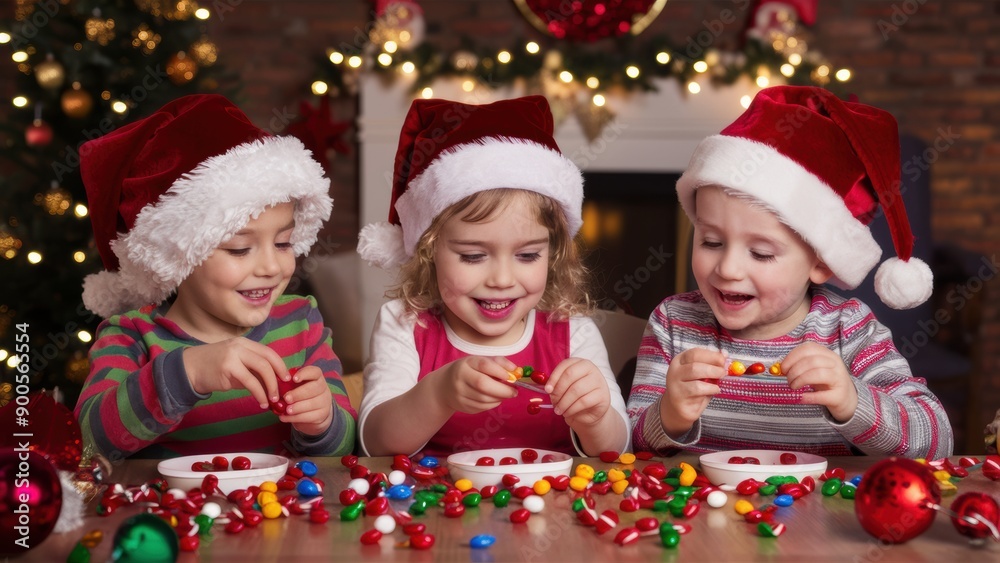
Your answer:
[3,0,997,445]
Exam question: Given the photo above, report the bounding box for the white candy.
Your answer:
[166,488,187,499]
[201,501,223,519]
[388,470,407,486]
[347,478,370,496]
[706,490,728,508]
[522,495,545,513]
[374,514,396,534]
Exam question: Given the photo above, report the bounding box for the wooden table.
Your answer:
[25,455,999,561]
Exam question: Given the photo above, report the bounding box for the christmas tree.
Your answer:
[0,0,238,407]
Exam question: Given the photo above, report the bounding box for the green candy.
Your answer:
[663,477,680,488]
[67,542,91,563]
[840,484,856,500]
[592,471,607,483]
[659,528,681,548]
[340,501,365,521]
[666,467,683,479]
[651,499,670,512]
[673,486,696,499]
[522,366,534,377]
[430,484,449,494]
[408,499,429,516]
[571,497,586,512]
[821,478,843,497]
[758,522,782,537]
[493,489,511,508]
[462,493,482,507]
[193,514,213,535]
[758,484,777,496]
[667,497,688,518]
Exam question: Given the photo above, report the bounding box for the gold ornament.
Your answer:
[0,230,22,259]
[190,38,218,66]
[85,14,116,46]
[166,51,198,85]
[65,351,90,384]
[14,0,33,21]
[131,24,162,55]
[35,181,72,215]
[61,82,94,119]
[35,54,66,90]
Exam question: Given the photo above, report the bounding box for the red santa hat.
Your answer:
[81,94,332,318]
[358,95,583,268]
[676,85,933,310]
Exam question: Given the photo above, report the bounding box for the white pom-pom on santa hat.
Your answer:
[358,222,408,269]
[874,256,934,310]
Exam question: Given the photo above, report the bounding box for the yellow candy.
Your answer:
[769,362,782,376]
[81,530,104,549]
[617,453,636,465]
[611,480,630,495]
[932,470,952,482]
[532,479,552,495]
[454,478,474,492]
[259,481,278,493]
[574,464,596,480]
[261,501,283,519]
[257,491,278,506]
[915,458,928,465]
[569,476,591,492]
[938,480,958,495]
[607,468,626,483]
[728,361,746,376]
[734,499,755,515]
[678,462,697,487]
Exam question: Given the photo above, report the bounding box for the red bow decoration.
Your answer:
[285,96,353,174]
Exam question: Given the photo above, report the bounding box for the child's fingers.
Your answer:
[488,356,518,372]
[675,348,727,367]
[240,351,286,403]
[227,365,270,408]
[544,357,587,395]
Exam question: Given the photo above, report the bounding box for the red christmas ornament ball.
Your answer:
[950,492,1000,540]
[25,119,53,147]
[854,458,940,544]
[0,448,63,556]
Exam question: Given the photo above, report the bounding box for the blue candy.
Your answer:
[297,479,321,497]
[773,494,794,507]
[386,484,413,500]
[296,460,318,477]
[469,534,496,549]
[849,475,862,487]
[418,456,439,468]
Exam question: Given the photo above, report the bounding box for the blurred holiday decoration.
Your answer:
[370,0,425,50]
[111,513,179,563]
[514,0,667,42]
[0,392,83,471]
[0,449,63,557]
[314,0,849,141]
[986,408,1000,454]
[855,458,1000,546]
[855,458,941,544]
[0,1,240,405]
[284,96,353,175]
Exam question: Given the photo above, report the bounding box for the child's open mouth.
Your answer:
[718,291,753,305]
[475,298,516,319]
[239,288,273,302]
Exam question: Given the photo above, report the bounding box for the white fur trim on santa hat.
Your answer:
[358,222,408,268]
[676,135,882,290]
[82,136,332,317]
[387,138,583,262]
[875,256,934,310]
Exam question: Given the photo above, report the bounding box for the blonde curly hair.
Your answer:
[387,188,592,321]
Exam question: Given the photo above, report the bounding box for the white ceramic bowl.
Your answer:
[447,448,573,489]
[699,449,828,487]
[157,453,289,495]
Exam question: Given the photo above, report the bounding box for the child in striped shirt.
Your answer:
[628,86,953,459]
[74,95,356,459]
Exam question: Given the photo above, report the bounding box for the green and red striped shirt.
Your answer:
[75,294,356,459]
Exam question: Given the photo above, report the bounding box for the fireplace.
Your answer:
[354,75,754,356]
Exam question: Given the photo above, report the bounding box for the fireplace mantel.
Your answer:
[355,74,754,357]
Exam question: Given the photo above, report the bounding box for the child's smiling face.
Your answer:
[434,194,550,347]
[692,186,832,340]
[167,202,297,342]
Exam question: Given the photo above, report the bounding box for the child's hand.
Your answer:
[659,348,726,438]
[436,356,518,414]
[546,358,611,428]
[182,338,290,409]
[279,365,334,437]
[782,342,858,422]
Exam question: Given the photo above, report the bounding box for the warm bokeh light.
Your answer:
[656,51,670,64]
[461,79,475,92]
[525,42,540,54]
[27,251,42,264]
[74,203,88,218]
[383,41,398,54]
[780,64,795,77]
[420,87,434,99]
[740,95,752,108]
[835,68,852,82]
[625,65,640,78]
[311,81,328,95]
[77,330,93,343]
[377,53,392,66]
[559,71,573,83]
[73,251,86,263]
[12,51,27,63]
[12,96,28,108]
[592,94,606,107]
[348,55,363,68]
[497,50,511,64]
[586,76,600,89]
[687,81,701,94]
[401,61,415,74]
[329,51,344,65]
[112,101,128,113]
[693,61,708,73]
[756,75,770,87]
[195,8,210,19]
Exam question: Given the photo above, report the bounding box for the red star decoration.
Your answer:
[285,96,353,173]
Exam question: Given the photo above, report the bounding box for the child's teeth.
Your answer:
[243,289,269,299]
[481,300,510,310]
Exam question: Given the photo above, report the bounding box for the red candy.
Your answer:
[409,533,435,550]
[475,456,495,466]
[779,452,798,465]
[232,456,252,471]
[402,523,426,536]
[309,509,330,524]
[391,455,412,472]
[179,535,199,552]
[747,362,766,374]
[635,451,654,460]
[530,371,549,385]
[599,451,620,463]
[224,520,245,534]
[341,455,359,468]
[509,508,531,523]
[360,529,383,545]
[191,461,214,472]
[211,455,229,470]
[521,449,539,463]
[614,527,641,546]
[728,456,746,465]
[743,457,760,465]
[499,457,518,466]
[502,474,520,488]
[443,503,465,518]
